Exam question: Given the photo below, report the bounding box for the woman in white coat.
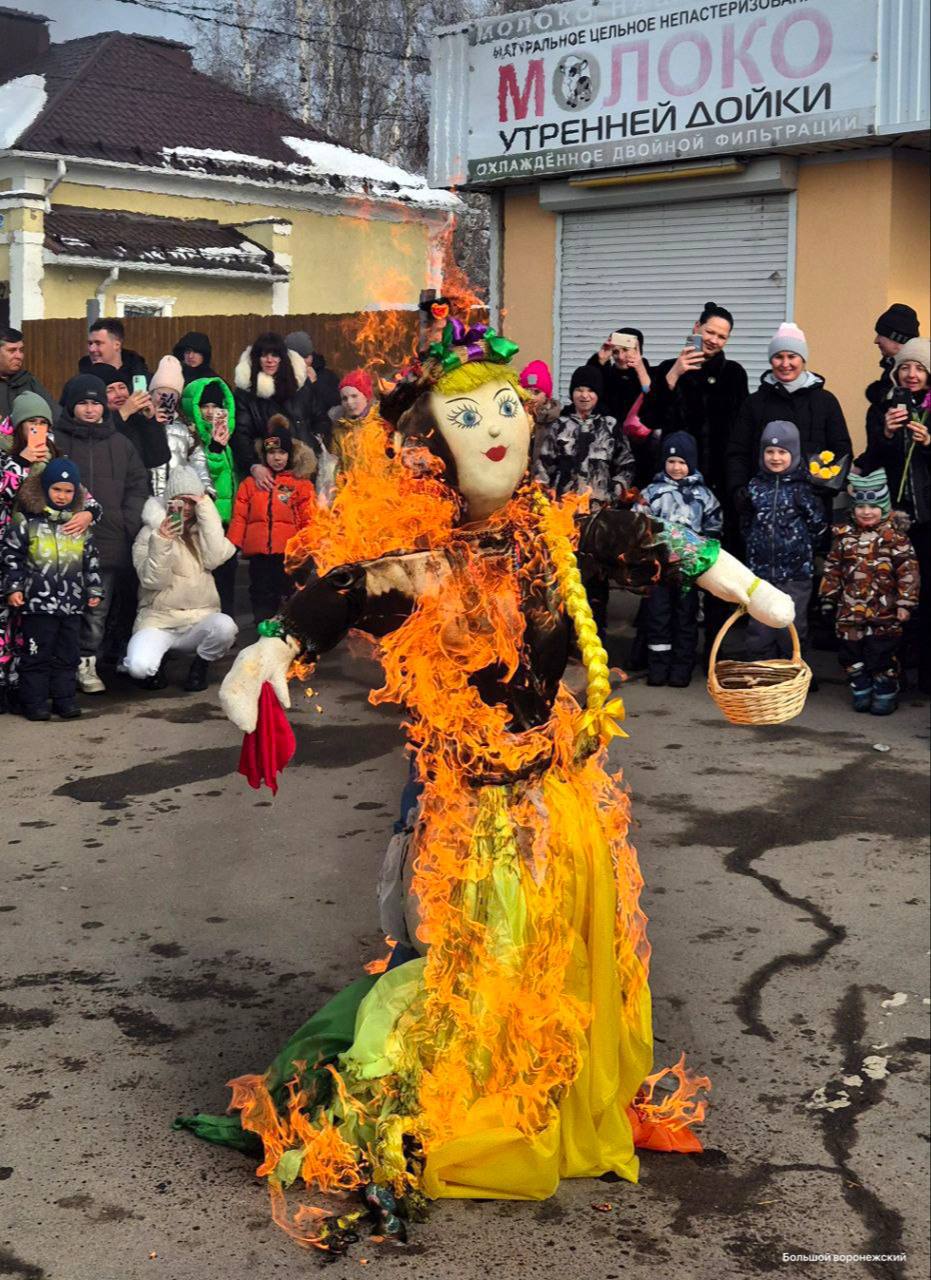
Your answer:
[125,466,238,692]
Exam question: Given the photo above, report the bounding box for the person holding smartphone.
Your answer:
[180,376,239,617]
[125,466,237,693]
[858,336,931,692]
[54,374,149,693]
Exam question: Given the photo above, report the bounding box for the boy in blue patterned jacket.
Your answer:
[639,431,721,685]
[741,419,827,663]
[2,458,102,721]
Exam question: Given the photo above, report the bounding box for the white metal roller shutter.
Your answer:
[557,193,791,398]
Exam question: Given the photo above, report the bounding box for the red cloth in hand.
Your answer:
[237,682,296,795]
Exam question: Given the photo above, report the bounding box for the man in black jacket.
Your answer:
[865,303,921,410]
[78,317,149,383]
[286,331,341,420]
[0,327,59,443]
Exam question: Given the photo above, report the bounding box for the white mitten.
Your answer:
[219,636,296,733]
[696,548,795,629]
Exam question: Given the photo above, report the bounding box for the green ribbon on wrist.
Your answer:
[257,618,285,640]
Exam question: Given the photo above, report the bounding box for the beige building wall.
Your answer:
[502,188,557,368]
[795,154,893,451]
[888,152,930,337]
[48,181,438,315]
[41,266,272,319]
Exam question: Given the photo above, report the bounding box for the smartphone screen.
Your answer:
[27,421,48,451]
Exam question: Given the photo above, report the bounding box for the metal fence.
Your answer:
[21,311,422,402]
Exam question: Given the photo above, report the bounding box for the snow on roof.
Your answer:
[283,136,460,208]
[0,74,47,150]
[158,140,459,210]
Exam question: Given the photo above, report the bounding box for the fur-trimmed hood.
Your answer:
[252,434,317,480]
[17,468,88,516]
[234,346,307,399]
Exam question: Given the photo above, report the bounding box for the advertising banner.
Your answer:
[465,0,878,183]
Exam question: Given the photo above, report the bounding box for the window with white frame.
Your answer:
[115,294,176,318]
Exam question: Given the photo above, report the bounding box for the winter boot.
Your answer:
[141,658,169,691]
[848,669,872,713]
[183,656,210,693]
[668,661,694,688]
[0,686,7,715]
[646,659,670,687]
[78,656,106,694]
[23,705,51,722]
[870,676,899,716]
[53,702,82,719]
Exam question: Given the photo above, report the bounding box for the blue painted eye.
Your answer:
[498,397,518,418]
[450,406,481,429]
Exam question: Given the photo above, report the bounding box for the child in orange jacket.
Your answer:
[226,416,316,624]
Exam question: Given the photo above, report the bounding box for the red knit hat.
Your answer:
[339,369,373,399]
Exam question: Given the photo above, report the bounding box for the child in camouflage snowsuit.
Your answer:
[820,470,920,715]
[2,458,102,720]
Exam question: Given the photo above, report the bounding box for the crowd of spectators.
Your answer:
[0,301,926,721]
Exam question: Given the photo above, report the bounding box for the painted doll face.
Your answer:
[430,377,531,521]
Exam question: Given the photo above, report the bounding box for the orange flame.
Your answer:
[238,409,704,1245]
[628,1053,711,1153]
[364,935,398,975]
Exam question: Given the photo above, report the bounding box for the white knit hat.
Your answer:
[768,322,809,363]
[149,354,185,397]
[165,465,205,500]
[892,336,930,378]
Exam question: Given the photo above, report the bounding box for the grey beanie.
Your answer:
[285,330,314,359]
[11,391,53,428]
[165,465,205,500]
[768,322,809,363]
[759,420,801,472]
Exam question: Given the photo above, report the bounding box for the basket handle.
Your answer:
[707,604,745,674]
[708,605,803,672]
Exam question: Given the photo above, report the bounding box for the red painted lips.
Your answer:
[484,446,507,461]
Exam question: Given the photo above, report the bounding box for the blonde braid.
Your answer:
[531,490,626,748]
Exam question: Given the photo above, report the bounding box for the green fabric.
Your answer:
[180,377,237,524]
[660,523,721,584]
[172,1112,261,1156]
[339,961,425,1082]
[265,974,378,1101]
[175,973,378,1154]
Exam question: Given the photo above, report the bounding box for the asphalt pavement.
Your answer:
[2,596,929,1280]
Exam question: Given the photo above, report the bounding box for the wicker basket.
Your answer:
[707,606,812,726]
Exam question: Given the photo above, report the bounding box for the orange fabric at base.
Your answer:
[227,472,316,558]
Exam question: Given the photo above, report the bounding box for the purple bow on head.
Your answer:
[448,317,489,363]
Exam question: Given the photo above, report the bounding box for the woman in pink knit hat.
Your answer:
[725,320,852,513]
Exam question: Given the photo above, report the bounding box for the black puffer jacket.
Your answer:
[172,331,219,384]
[232,347,330,474]
[860,397,931,525]
[52,411,149,570]
[310,353,342,416]
[584,352,651,426]
[0,368,60,438]
[640,352,748,498]
[78,349,150,382]
[726,372,852,498]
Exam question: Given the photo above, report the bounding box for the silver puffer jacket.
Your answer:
[149,418,212,499]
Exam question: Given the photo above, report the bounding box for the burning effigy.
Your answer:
[177,319,794,1251]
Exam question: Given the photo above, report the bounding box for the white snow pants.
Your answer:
[125,613,238,679]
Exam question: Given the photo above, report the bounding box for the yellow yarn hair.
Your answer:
[531,489,627,748]
[434,360,529,402]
